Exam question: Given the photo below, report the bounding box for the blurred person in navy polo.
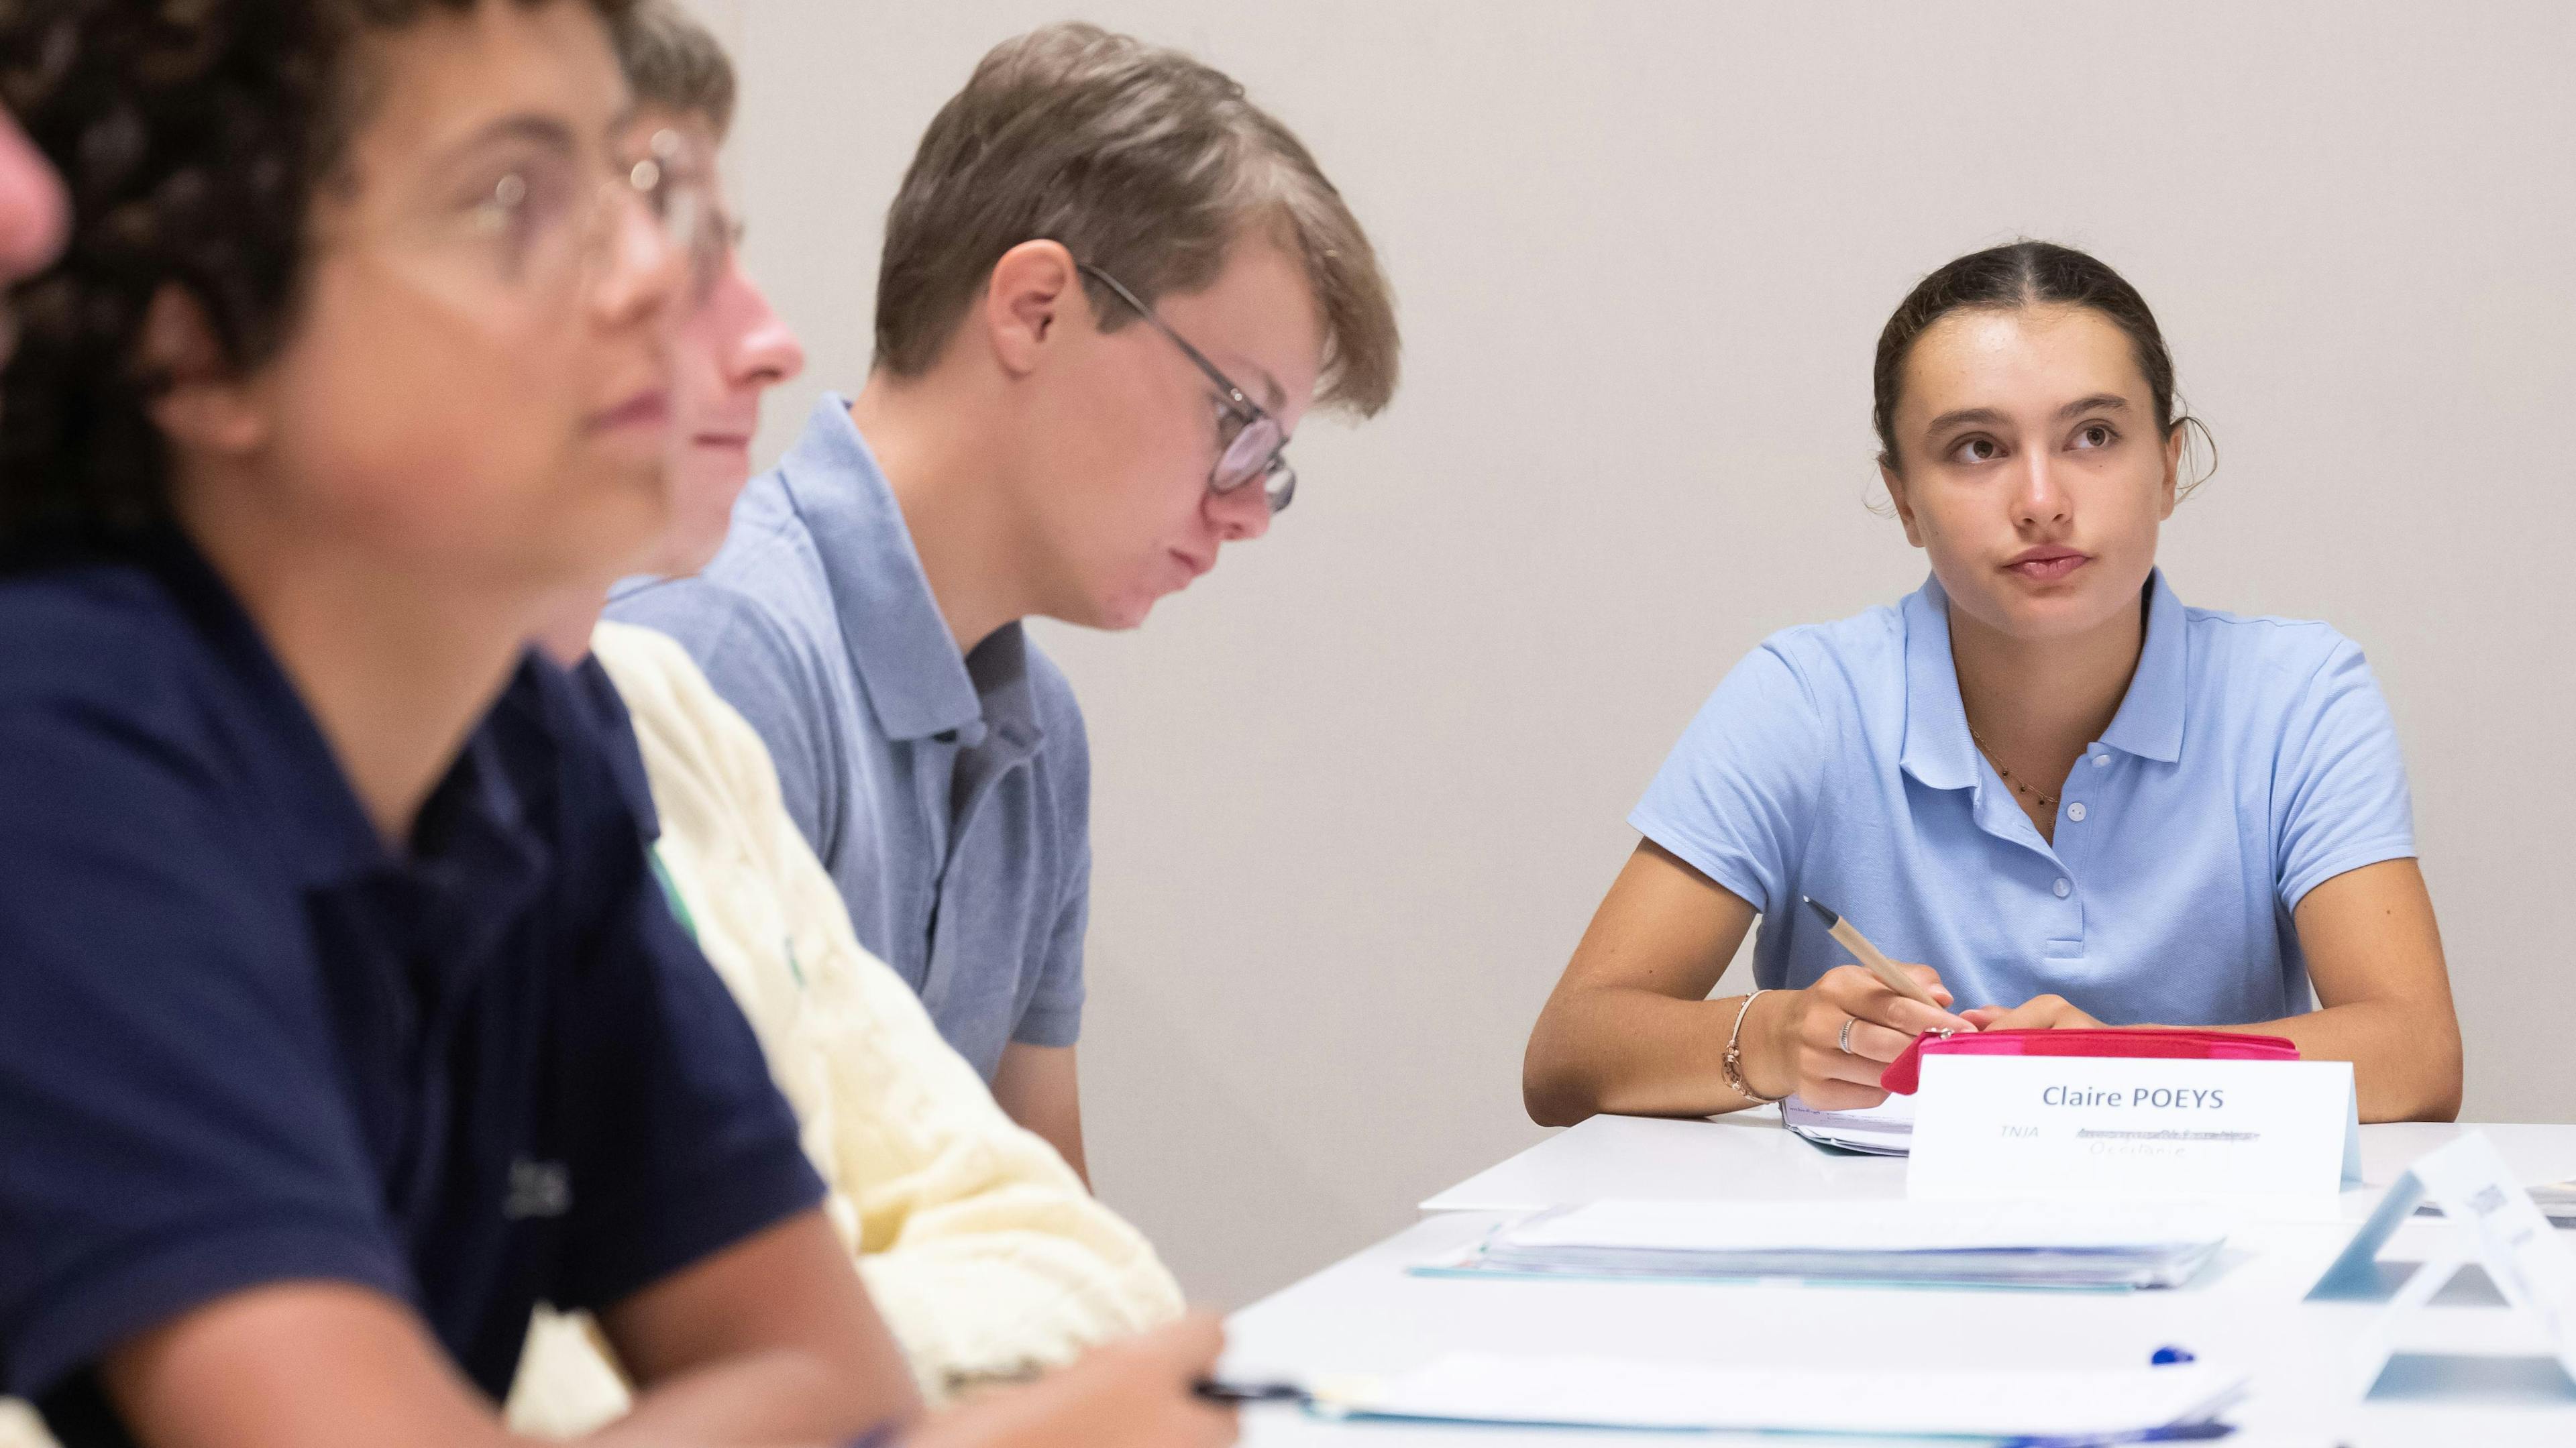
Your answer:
[0,5,1234,1448]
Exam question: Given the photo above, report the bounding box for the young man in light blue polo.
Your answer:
[609,22,1400,1174]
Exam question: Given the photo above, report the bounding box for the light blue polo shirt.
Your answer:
[1631,571,2416,1025]
[608,394,1087,1078]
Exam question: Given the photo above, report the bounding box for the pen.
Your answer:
[1801,896,1948,1012]
[1193,1378,1309,1406]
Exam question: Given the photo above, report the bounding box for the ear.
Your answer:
[138,284,268,459]
[1880,459,1927,549]
[978,239,1081,380]
[2158,421,2184,520]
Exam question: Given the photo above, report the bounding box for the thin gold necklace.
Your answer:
[1968,726,2058,810]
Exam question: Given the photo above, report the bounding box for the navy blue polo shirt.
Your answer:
[0,536,824,1445]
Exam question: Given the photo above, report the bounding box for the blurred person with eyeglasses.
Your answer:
[0,3,1007,1446]
[608,23,1401,1178]
[506,4,1194,1430]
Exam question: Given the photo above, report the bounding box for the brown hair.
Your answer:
[612,0,734,138]
[0,0,633,563]
[874,22,1399,418]
[1872,240,2213,492]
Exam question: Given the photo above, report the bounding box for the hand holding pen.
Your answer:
[1735,897,1978,1110]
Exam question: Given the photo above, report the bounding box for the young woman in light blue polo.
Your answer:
[1523,241,2460,1129]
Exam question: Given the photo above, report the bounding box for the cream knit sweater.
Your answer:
[0,624,1175,1447]
[504,622,1181,1431]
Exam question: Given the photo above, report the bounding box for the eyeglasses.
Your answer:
[1077,262,1296,514]
[477,125,717,303]
[376,124,718,317]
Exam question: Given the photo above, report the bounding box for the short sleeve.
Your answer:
[2272,638,2417,911]
[0,706,405,1403]
[1627,643,1829,916]
[612,581,843,872]
[549,789,825,1314]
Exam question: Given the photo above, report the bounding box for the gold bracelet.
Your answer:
[1723,989,1784,1105]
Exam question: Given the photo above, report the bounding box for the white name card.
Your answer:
[1907,1056,2361,1214]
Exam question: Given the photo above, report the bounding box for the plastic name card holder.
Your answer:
[1892,1029,2361,1215]
[2310,1131,2576,1394]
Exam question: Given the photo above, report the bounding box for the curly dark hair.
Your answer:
[0,0,632,565]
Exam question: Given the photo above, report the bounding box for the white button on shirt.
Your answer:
[2067,802,2088,822]
[1631,570,2418,1025]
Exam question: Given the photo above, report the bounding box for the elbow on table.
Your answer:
[1521,1028,1602,1129]
[2410,1040,2466,1124]
[2361,1033,2463,1125]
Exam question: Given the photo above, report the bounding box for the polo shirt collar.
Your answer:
[145,528,550,905]
[1898,573,1982,794]
[775,392,1037,749]
[1900,567,2190,793]
[2096,569,2187,764]
[144,530,389,889]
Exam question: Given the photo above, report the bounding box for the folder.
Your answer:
[1417,1198,2229,1290]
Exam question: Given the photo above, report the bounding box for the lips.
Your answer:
[2004,547,2088,583]
[1169,549,1214,584]
[586,388,670,434]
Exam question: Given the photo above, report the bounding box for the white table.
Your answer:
[1223,1112,2576,1446]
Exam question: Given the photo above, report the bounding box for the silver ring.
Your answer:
[1837,1017,1858,1055]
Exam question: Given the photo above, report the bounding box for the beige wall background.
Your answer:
[683,0,2576,1308]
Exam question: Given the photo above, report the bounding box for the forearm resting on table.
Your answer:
[102,1213,914,1448]
[1524,986,1773,1125]
[2198,999,2460,1124]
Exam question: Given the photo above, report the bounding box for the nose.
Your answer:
[2012,450,2072,532]
[0,117,64,284]
[718,258,805,389]
[1205,477,1274,543]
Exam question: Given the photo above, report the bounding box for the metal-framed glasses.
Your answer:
[1078,262,1296,514]
[457,125,720,307]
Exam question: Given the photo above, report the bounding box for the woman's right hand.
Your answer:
[1748,964,1975,1109]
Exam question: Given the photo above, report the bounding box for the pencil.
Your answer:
[1801,896,1947,1010]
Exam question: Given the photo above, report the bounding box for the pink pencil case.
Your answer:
[1878,1027,2300,1095]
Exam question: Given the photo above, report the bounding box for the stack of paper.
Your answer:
[1326,1351,2245,1439]
[2418,1177,2576,1228]
[1782,1091,1915,1155]
[1427,1199,2229,1290]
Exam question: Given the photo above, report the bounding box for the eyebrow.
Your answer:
[1923,394,2134,434]
[454,113,578,158]
[2056,394,2132,420]
[1249,366,1286,414]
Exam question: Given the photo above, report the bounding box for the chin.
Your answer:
[1980,572,2146,642]
[1094,597,1157,631]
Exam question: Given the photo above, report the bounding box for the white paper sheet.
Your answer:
[1335,1351,2245,1437]
[1507,1196,2229,1254]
